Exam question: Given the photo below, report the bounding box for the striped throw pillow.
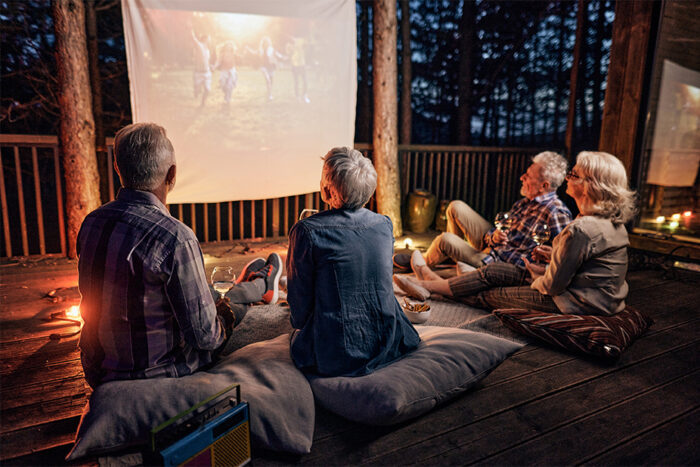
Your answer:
[493,307,653,360]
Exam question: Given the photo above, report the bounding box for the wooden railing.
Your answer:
[0,135,540,258]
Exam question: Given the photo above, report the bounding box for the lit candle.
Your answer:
[404,237,413,249]
[671,213,681,221]
[655,216,665,223]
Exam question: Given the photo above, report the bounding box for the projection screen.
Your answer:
[122,0,356,203]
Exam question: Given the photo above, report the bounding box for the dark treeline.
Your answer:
[1,0,614,154]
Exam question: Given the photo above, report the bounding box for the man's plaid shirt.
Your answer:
[482,191,572,268]
[77,189,225,388]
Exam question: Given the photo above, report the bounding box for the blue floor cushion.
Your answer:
[307,325,522,425]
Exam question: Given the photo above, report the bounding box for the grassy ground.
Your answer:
[148,66,330,155]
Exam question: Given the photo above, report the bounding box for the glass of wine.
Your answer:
[494,212,512,233]
[211,266,236,299]
[299,208,319,220]
[530,224,550,246]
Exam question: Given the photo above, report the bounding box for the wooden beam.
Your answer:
[599,0,655,175]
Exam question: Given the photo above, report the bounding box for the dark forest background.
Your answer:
[1,0,614,154]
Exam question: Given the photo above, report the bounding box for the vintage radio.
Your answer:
[149,383,251,466]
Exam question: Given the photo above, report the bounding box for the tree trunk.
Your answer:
[356,3,372,144]
[565,0,586,158]
[373,0,402,236]
[399,0,412,144]
[85,0,107,203]
[554,3,567,145]
[52,0,101,258]
[456,0,476,145]
[591,0,605,142]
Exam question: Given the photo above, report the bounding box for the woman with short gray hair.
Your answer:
[286,147,420,377]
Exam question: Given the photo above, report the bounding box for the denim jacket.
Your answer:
[286,208,420,376]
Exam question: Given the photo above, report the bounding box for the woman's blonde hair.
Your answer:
[575,151,636,224]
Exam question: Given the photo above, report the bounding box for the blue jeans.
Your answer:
[447,262,559,312]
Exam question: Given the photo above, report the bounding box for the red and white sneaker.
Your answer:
[248,253,282,304]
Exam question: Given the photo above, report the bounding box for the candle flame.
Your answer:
[404,237,413,249]
[655,216,665,223]
[683,211,692,218]
[67,306,80,318]
[671,213,681,221]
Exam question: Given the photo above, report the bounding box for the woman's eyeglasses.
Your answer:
[566,170,584,181]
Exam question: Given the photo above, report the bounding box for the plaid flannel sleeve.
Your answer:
[547,206,573,239]
[165,239,225,351]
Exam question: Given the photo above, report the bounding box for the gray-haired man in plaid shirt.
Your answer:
[394,151,572,273]
[77,123,281,388]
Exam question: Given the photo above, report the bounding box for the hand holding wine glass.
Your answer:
[494,211,512,232]
[530,224,550,246]
[493,212,512,244]
[211,266,236,300]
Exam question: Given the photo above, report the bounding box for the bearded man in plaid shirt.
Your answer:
[394,151,572,274]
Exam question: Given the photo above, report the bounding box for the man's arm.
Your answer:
[286,223,315,329]
[165,239,225,351]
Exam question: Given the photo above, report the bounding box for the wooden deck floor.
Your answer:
[1,240,698,465]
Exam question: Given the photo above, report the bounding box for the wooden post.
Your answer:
[599,0,654,175]
[399,0,412,145]
[52,0,101,258]
[373,0,402,237]
[85,0,108,203]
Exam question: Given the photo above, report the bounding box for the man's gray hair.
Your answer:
[114,123,174,191]
[532,151,568,190]
[322,147,377,210]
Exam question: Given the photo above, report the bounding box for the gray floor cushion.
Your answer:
[308,325,522,425]
[66,333,314,461]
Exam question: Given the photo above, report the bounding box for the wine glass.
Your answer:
[494,212,512,233]
[530,224,550,246]
[299,208,319,220]
[211,266,236,299]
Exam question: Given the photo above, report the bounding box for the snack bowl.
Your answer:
[401,300,431,324]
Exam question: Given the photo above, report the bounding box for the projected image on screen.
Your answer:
[123,1,356,203]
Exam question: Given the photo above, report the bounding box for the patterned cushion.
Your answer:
[493,307,653,359]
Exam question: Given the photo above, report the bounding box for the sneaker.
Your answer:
[456,261,477,276]
[248,253,282,304]
[236,257,265,284]
[392,252,412,271]
[393,275,430,301]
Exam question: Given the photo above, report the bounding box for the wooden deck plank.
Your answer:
[581,407,700,466]
[371,342,698,466]
[1,261,698,465]
[298,318,699,465]
[476,372,699,466]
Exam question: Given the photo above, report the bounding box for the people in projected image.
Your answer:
[192,30,213,107]
[287,36,310,103]
[247,36,286,101]
[214,40,238,107]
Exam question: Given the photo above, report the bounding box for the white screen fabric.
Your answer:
[122,0,356,203]
[646,60,700,187]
